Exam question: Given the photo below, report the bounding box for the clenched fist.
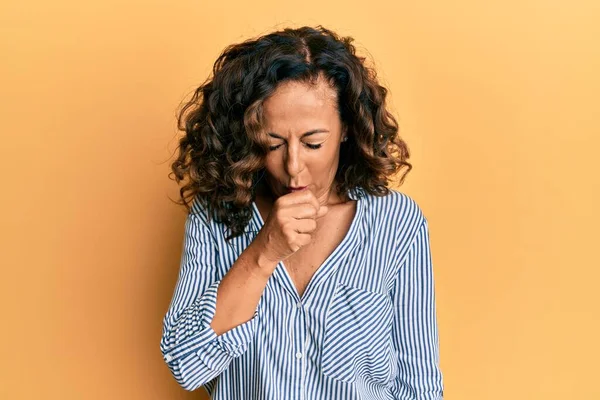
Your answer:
[252,189,328,266]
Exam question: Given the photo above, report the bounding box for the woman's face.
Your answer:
[261,76,346,206]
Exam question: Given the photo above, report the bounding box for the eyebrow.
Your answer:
[267,129,330,139]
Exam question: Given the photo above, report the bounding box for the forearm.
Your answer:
[210,242,278,335]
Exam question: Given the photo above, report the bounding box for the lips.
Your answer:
[287,186,307,191]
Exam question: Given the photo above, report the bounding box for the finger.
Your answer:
[283,203,320,219]
[293,218,318,234]
[295,233,313,248]
[315,205,329,219]
[280,189,320,211]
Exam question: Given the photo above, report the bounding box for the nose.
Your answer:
[284,141,304,178]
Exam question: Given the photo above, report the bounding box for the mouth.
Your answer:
[287,185,308,192]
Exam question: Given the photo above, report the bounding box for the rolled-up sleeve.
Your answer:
[390,218,444,399]
[159,209,259,391]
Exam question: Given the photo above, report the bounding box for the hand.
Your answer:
[253,189,328,265]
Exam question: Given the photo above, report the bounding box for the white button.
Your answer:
[296,302,303,309]
[295,351,303,359]
[165,354,173,362]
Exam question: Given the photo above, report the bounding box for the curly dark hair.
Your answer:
[169,25,412,240]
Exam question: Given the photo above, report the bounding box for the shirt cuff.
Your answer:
[161,279,260,370]
[196,280,260,370]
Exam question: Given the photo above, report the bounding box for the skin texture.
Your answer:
[172,27,413,242]
[210,76,357,334]
[261,75,348,207]
[252,75,358,297]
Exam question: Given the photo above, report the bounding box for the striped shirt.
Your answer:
[160,187,444,399]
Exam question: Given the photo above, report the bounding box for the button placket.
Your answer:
[293,300,309,362]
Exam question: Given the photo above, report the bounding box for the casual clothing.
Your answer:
[160,187,444,399]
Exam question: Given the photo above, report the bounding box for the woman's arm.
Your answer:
[390,218,444,399]
[159,205,276,391]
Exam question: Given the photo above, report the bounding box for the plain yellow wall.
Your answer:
[1,0,598,399]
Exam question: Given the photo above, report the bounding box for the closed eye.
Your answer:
[305,143,322,149]
[268,143,323,151]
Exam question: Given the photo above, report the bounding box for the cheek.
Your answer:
[263,154,283,176]
[322,144,341,164]
[309,149,340,174]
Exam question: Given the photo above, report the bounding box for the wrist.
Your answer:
[242,243,279,279]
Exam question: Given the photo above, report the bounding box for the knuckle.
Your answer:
[286,236,296,248]
[273,199,284,211]
[276,214,286,225]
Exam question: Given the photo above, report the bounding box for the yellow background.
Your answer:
[1,0,598,399]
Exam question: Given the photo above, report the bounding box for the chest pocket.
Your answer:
[321,279,398,385]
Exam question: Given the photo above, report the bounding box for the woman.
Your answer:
[160,26,444,399]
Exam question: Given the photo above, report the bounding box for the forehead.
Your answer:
[262,77,339,133]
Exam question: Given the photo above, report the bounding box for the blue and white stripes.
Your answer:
[160,187,444,399]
